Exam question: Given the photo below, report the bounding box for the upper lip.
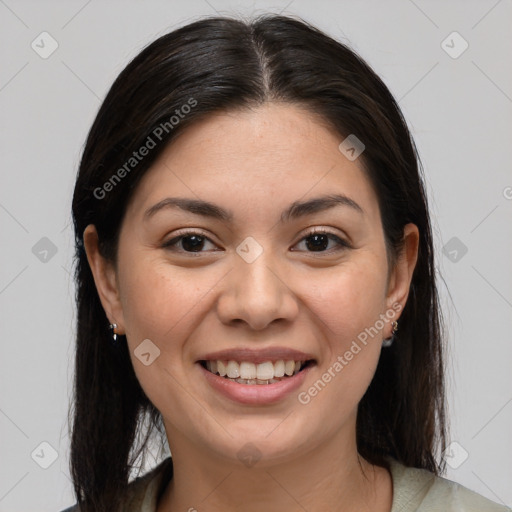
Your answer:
[198,347,316,364]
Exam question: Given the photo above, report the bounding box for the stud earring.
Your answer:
[382,320,398,347]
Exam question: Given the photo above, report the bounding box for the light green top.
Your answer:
[385,457,510,511]
[61,456,511,511]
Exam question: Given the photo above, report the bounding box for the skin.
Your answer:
[84,102,419,512]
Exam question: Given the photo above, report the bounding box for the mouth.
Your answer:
[199,359,316,385]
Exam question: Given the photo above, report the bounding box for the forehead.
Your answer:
[124,103,380,225]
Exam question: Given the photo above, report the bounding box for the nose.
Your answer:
[216,249,299,331]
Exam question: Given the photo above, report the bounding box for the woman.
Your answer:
[62,13,509,512]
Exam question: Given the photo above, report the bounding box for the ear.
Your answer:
[385,223,419,330]
[83,224,125,334]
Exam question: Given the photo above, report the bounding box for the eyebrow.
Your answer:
[144,193,364,223]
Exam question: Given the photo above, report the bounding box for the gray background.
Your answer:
[1,0,511,510]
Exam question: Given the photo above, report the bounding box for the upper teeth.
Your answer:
[206,360,304,380]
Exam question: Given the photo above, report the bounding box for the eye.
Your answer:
[162,230,218,254]
[292,228,351,253]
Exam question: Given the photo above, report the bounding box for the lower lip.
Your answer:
[198,362,314,405]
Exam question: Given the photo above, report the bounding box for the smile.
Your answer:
[200,359,314,385]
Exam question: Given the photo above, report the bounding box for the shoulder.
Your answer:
[386,456,511,512]
[59,457,174,512]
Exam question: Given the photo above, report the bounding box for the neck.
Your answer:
[157,420,392,512]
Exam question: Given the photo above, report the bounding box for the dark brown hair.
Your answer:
[69,13,447,512]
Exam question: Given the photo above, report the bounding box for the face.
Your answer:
[85,103,418,467]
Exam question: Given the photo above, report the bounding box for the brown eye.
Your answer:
[293,229,350,253]
[162,231,217,254]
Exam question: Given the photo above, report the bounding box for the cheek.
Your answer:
[119,257,204,339]
[116,256,214,414]
[298,255,388,410]
[116,254,228,387]
[308,257,389,342]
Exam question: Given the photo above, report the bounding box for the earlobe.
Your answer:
[385,223,419,321]
[82,224,125,333]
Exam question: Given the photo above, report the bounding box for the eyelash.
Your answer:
[161,228,351,255]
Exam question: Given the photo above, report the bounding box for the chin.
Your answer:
[204,424,313,468]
